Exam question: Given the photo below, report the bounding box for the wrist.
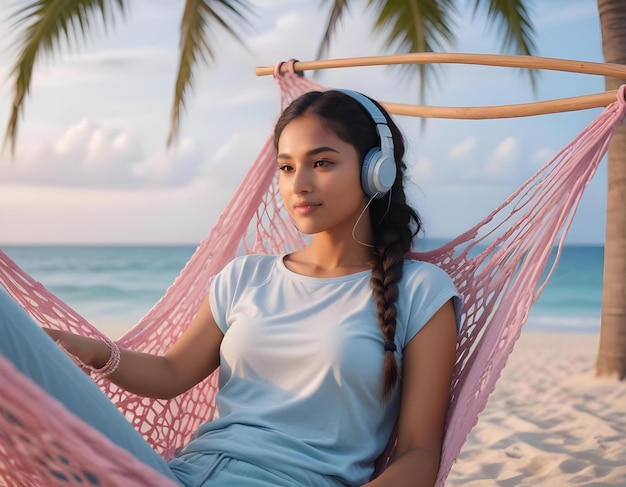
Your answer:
[88,337,112,369]
[86,336,121,376]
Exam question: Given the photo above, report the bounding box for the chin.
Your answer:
[295,226,319,235]
[291,221,325,236]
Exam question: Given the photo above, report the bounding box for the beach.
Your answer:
[446,332,626,486]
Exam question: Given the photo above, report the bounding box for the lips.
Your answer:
[294,201,320,207]
[293,202,322,213]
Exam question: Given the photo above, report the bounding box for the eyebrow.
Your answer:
[277,146,340,160]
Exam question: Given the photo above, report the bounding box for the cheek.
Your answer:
[278,177,292,210]
[332,168,365,201]
[278,176,287,199]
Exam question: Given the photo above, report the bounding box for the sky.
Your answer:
[0,0,610,245]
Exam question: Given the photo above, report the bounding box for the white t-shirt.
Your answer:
[180,254,461,486]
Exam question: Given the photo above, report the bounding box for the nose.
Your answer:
[291,166,313,194]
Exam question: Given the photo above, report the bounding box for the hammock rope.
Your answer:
[1,58,625,486]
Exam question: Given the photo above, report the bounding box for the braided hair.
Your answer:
[274,90,422,399]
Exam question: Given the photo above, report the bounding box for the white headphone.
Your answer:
[337,89,397,198]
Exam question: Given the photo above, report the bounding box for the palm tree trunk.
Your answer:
[596,0,626,379]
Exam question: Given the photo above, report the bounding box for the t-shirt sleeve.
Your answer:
[209,257,243,334]
[403,262,462,345]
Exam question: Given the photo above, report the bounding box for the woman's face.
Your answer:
[277,115,369,236]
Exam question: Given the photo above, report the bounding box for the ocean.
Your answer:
[0,243,604,337]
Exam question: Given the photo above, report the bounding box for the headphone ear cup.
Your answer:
[361,148,397,198]
[361,148,380,198]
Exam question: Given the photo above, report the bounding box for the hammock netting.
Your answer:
[1,64,624,486]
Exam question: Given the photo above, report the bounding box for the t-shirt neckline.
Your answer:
[276,254,372,284]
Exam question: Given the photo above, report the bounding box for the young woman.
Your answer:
[0,89,461,487]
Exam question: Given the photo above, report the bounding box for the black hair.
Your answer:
[274,90,422,399]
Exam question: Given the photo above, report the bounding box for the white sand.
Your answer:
[445,332,626,486]
[98,321,135,341]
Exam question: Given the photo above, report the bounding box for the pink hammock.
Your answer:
[1,64,624,486]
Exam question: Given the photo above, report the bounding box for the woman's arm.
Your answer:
[46,295,223,400]
[364,299,458,487]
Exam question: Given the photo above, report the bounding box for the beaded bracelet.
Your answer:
[57,335,121,377]
[86,335,121,377]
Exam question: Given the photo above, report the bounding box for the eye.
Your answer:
[314,159,332,168]
[278,164,294,173]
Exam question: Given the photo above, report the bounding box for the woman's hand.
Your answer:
[44,328,111,369]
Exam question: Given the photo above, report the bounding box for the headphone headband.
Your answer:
[336,89,388,124]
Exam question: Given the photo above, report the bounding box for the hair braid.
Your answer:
[370,178,419,398]
[370,235,405,399]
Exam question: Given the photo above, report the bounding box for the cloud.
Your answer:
[0,119,206,187]
[243,9,323,60]
[484,136,520,181]
[131,138,204,186]
[29,47,173,88]
[531,147,555,168]
[413,134,524,185]
[0,180,233,244]
[449,136,477,160]
[411,156,435,184]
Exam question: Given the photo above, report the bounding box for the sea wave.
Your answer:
[524,314,600,334]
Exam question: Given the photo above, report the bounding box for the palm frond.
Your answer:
[3,0,128,156]
[168,0,255,147]
[473,0,538,89]
[315,0,350,61]
[315,0,537,102]
[368,0,458,100]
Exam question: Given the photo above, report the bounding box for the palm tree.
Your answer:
[2,0,255,154]
[3,1,624,379]
[595,0,626,379]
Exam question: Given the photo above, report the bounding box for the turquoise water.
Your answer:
[1,245,195,331]
[1,244,603,334]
